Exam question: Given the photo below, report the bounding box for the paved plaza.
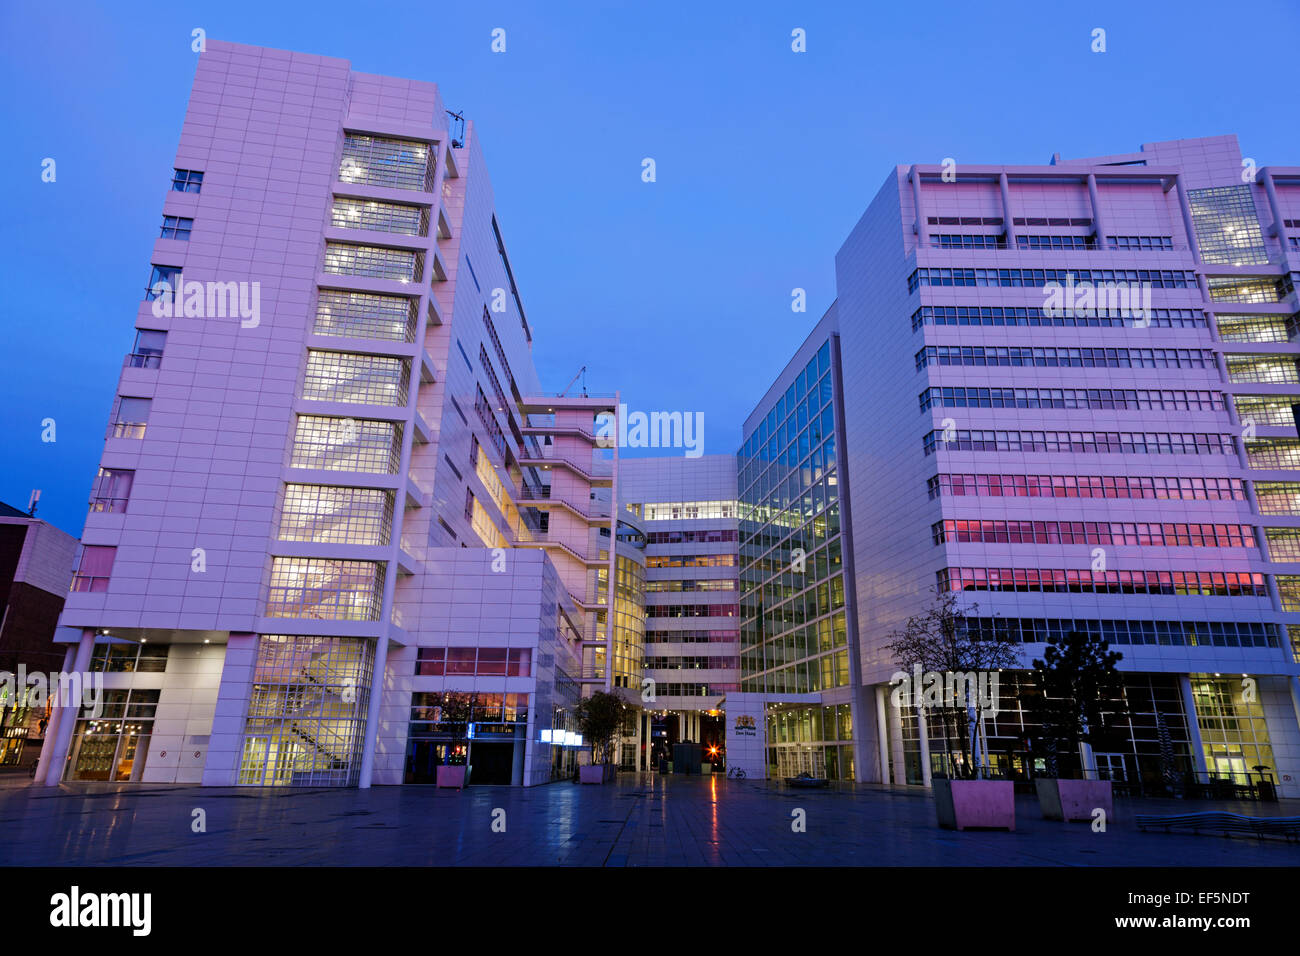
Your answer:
[2,774,1299,866]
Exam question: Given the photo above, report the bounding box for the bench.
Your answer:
[1134,811,1300,842]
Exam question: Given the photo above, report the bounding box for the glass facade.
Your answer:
[278,484,394,546]
[238,635,374,787]
[737,340,847,696]
[66,689,160,782]
[1187,185,1269,265]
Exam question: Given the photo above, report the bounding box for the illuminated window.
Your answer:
[640,500,738,521]
[289,416,402,474]
[1256,482,1300,515]
[330,197,426,236]
[338,134,433,191]
[302,350,410,406]
[265,558,385,621]
[1187,185,1268,265]
[314,290,416,342]
[278,485,393,545]
[1226,355,1300,385]
[323,242,421,283]
[1246,439,1300,470]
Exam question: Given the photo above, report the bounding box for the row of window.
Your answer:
[1234,396,1300,427]
[645,554,736,568]
[289,416,403,474]
[924,429,1235,456]
[958,616,1279,649]
[938,567,1268,597]
[1207,276,1291,304]
[1225,355,1300,385]
[643,579,737,592]
[932,519,1256,549]
[1216,314,1299,344]
[644,629,739,643]
[644,529,738,544]
[414,647,532,677]
[265,557,385,621]
[920,386,1224,413]
[339,133,435,193]
[912,305,1206,330]
[314,289,418,343]
[322,242,421,283]
[474,385,508,460]
[915,346,1215,371]
[330,197,426,236]
[302,350,410,407]
[642,656,739,670]
[929,473,1246,502]
[1245,440,1300,470]
[645,603,739,618]
[909,268,1197,291]
[278,484,394,546]
[632,500,739,521]
[409,692,528,727]
[930,234,1173,251]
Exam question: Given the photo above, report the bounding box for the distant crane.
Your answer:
[558,366,587,398]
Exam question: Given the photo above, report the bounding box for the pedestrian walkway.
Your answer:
[3,774,1298,866]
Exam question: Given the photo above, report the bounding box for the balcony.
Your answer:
[516,487,611,522]
[516,453,614,485]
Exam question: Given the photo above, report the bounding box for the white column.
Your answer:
[917,705,932,787]
[358,636,389,789]
[874,686,890,785]
[32,644,76,786]
[1180,674,1209,776]
[1079,741,1097,780]
[43,630,95,786]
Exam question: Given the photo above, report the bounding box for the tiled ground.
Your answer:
[2,774,1299,866]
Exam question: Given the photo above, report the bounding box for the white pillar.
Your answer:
[33,644,76,786]
[874,686,890,785]
[1180,674,1209,777]
[43,630,95,786]
[1079,741,1097,780]
[358,636,389,789]
[917,705,932,787]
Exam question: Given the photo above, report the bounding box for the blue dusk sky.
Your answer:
[2,0,1298,535]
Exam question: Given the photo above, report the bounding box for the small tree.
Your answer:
[575,691,625,767]
[886,587,1020,778]
[1030,631,1124,778]
[438,691,478,766]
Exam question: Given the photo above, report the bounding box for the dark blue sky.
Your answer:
[3,0,1299,535]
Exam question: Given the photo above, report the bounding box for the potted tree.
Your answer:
[436,691,477,789]
[1029,630,1123,821]
[575,691,624,784]
[887,588,1020,830]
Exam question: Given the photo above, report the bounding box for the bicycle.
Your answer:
[726,766,746,780]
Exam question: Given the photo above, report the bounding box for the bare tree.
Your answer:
[886,587,1021,778]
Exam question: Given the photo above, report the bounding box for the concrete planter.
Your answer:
[1036,778,1112,822]
[933,778,1015,831]
[579,764,615,784]
[436,765,468,789]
